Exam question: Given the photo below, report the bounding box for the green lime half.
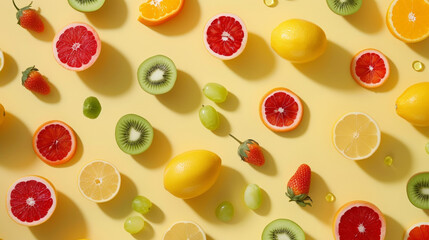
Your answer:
[83,96,101,119]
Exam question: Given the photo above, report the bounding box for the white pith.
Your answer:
[150,0,163,7]
[0,49,4,72]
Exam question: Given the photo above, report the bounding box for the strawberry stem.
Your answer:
[12,0,19,10]
[229,134,243,144]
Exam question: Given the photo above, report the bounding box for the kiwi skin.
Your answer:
[115,114,154,155]
[326,0,362,16]
[68,0,106,13]
[407,172,429,209]
[261,218,305,240]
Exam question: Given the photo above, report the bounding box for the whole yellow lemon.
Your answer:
[271,19,327,63]
[396,82,429,126]
[0,104,5,126]
[164,150,221,199]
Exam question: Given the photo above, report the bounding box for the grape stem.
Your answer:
[229,134,243,144]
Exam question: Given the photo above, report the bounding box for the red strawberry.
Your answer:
[286,164,312,207]
[13,0,44,32]
[21,66,50,95]
[229,134,265,166]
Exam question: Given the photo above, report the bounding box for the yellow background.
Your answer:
[1,0,428,239]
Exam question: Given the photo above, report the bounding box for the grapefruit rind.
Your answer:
[350,49,390,89]
[6,176,57,226]
[404,222,429,240]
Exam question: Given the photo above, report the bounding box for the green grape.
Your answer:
[199,105,220,131]
[426,142,429,154]
[124,216,145,234]
[132,195,152,214]
[244,184,262,210]
[83,96,101,119]
[215,201,234,222]
[203,83,228,103]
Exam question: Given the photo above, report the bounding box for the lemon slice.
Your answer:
[0,49,4,72]
[163,221,206,240]
[333,112,381,160]
[78,160,121,203]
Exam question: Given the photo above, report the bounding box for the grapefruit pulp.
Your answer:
[53,23,101,71]
[350,49,390,89]
[7,176,56,226]
[404,222,429,240]
[203,13,248,60]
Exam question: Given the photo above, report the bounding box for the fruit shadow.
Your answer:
[372,58,398,93]
[216,92,239,111]
[344,0,383,34]
[156,70,202,113]
[30,192,87,240]
[414,126,429,138]
[306,234,317,240]
[29,13,55,41]
[0,112,34,169]
[254,187,272,216]
[213,112,231,137]
[185,166,248,224]
[293,41,355,90]
[302,172,335,225]
[55,133,84,168]
[384,214,404,239]
[206,234,215,240]
[150,0,201,35]
[275,99,310,138]
[250,146,278,176]
[133,128,172,169]
[98,174,137,219]
[34,76,61,103]
[144,202,165,224]
[133,221,154,240]
[224,33,275,80]
[78,41,132,96]
[357,132,412,182]
[0,51,18,86]
[86,0,128,29]
[407,39,429,59]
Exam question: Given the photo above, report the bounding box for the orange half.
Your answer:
[138,0,185,26]
[386,0,429,43]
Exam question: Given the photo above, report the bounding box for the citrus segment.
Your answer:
[163,221,206,240]
[386,0,429,43]
[259,87,303,132]
[334,201,386,240]
[333,112,381,160]
[53,23,101,71]
[405,222,429,240]
[78,160,121,203]
[351,49,390,88]
[138,0,184,26]
[6,176,57,226]
[203,13,248,60]
[33,120,77,165]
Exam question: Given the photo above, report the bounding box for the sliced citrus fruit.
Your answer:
[138,0,184,26]
[334,201,386,240]
[350,49,390,89]
[163,221,206,240]
[33,120,77,165]
[78,160,121,203]
[0,49,4,72]
[7,176,57,226]
[259,87,303,132]
[332,112,381,160]
[404,222,429,240]
[386,0,429,43]
[53,23,101,71]
[203,13,248,60]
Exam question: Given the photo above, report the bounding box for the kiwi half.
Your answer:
[407,172,429,209]
[115,114,153,155]
[262,219,305,240]
[68,0,105,12]
[137,55,177,95]
[326,0,362,16]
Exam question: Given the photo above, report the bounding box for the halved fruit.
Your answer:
[386,0,429,43]
[203,13,248,60]
[262,218,305,240]
[406,172,429,209]
[404,222,429,240]
[68,0,105,12]
[259,87,303,132]
[7,176,57,226]
[332,112,381,160]
[53,23,101,71]
[350,49,390,89]
[334,200,386,240]
[78,160,121,203]
[0,49,4,72]
[138,0,184,26]
[33,120,77,165]
[163,221,206,240]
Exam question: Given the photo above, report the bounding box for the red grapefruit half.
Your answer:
[404,222,429,240]
[53,22,101,71]
[259,87,303,132]
[7,176,57,226]
[334,200,386,240]
[32,120,77,165]
[203,13,248,60]
[350,49,390,89]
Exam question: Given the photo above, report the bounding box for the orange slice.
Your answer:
[386,0,429,43]
[138,0,185,26]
